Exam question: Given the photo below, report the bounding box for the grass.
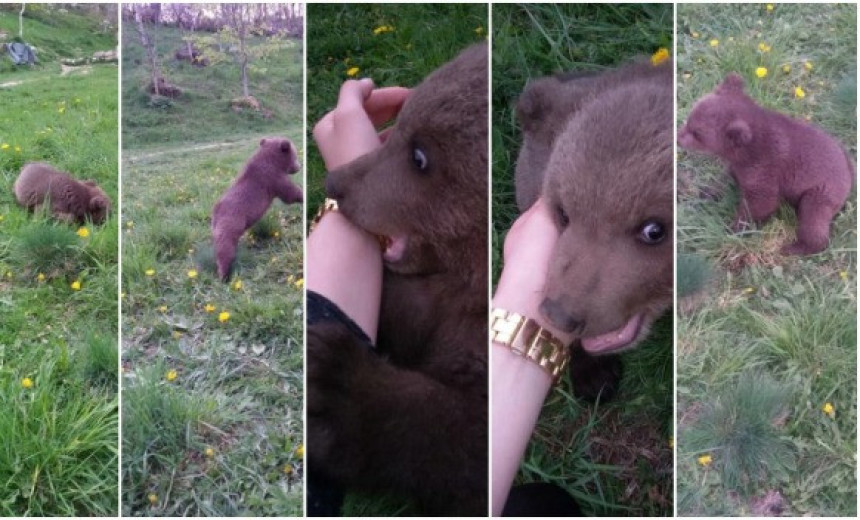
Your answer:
[676,4,857,516]
[492,4,674,516]
[0,6,118,516]
[305,4,487,516]
[121,20,304,517]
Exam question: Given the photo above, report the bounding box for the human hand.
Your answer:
[493,198,572,344]
[313,78,411,171]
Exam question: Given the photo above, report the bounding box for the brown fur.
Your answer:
[211,137,302,280]
[679,73,854,255]
[309,43,488,515]
[14,162,111,224]
[516,59,673,356]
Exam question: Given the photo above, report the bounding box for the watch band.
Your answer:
[309,197,340,234]
[491,307,570,385]
[309,197,391,251]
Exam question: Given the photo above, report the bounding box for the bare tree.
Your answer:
[18,3,25,39]
[132,4,161,95]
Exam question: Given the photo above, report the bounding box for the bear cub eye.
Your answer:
[412,147,428,171]
[638,220,666,244]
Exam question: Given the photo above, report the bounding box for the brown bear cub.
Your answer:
[309,43,488,515]
[14,162,111,224]
[211,137,302,281]
[679,73,854,255]
[515,58,673,400]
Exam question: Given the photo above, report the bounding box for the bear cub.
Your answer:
[14,162,111,224]
[211,137,302,280]
[679,73,854,255]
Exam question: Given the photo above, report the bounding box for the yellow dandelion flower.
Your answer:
[766,4,774,11]
[691,31,700,39]
[71,280,82,291]
[283,463,294,475]
[794,86,805,99]
[296,444,305,458]
[755,67,768,78]
[0,143,8,150]
[126,220,134,229]
[272,230,280,238]
[758,42,771,53]
[158,305,168,313]
[148,493,158,505]
[697,454,713,466]
[14,145,21,153]
[21,377,33,389]
[839,270,848,280]
[233,279,243,290]
[346,66,360,77]
[172,331,183,339]
[295,278,305,289]
[475,26,485,36]
[205,447,215,458]
[650,47,669,66]
[822,402,835,418]
[187,269,198,279]
[218,311,230,323]
[76,227,90,238]
[58,106,65,114]
[743,287,756,294]
[145,268,155,277]
[782,64,791,74]
[287,274,295,283]
[204,303,216,313]
[166,369,178,382]
[709,39,719,48]
[804,61,813,71]
[37,273,45,282]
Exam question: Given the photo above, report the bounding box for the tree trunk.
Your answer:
[19,3,25,39]
[133,8,160,96]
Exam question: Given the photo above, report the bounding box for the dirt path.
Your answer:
[125,137,265,164]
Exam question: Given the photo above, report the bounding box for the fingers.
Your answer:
[364,87,411,127]
[336,78,375,111]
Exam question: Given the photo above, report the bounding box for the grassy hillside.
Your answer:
[121,22,302,148]
[120,19,304,517]
[492,4,673,516]
[676,4,856,516]
[0,4,116,75]
[0,7,118,517]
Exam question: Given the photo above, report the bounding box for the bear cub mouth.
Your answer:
[580,313,644,354]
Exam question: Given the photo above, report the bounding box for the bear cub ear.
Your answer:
[715,73,746,95]
[516,82,552,133]
[90,194,109,210]
[726,118,752,146]
[280,140,292,154]
[260,138,268,146]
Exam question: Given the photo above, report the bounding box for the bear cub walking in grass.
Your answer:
[14,162,111,224]
[211,137,302,280]
[679,73,854,255]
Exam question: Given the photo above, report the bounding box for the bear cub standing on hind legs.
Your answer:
[211,137,302,281]
[679,73,854,255]
[14,162,111,224]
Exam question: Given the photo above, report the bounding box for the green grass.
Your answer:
[121,22,301,148]
[306,4,487,516]
[677,4,857,516]
[121,19,304,518]
[0,7,118,516]
[492,4,673,516]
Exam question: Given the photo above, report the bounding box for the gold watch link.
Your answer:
[491,308,570,385]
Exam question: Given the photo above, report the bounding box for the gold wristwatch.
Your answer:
[309,198,340,233]
[491,307,570,385]
[309,197,391,251]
